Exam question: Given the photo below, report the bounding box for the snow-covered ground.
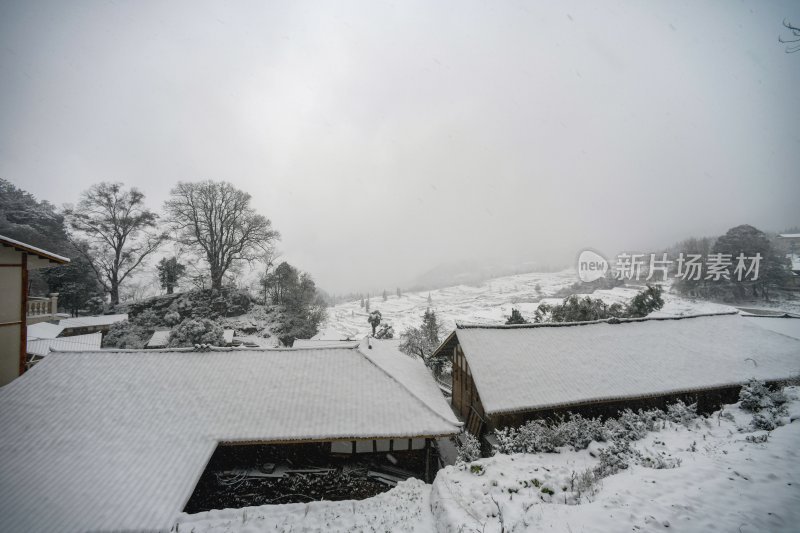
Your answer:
[178,387,800,533]
[432,390,800,532]
[174,478,435,533]
[320,270,736,339]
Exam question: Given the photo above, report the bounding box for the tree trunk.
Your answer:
[211,271,224,293]
[167,285,174,295]
[110,285,120,306]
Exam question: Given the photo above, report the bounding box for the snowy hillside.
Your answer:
[319,270,736,339]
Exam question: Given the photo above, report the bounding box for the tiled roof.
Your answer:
[0,346,459,532]
[58,313,128,328]
[26,332,102,357]
[0,234,70,264]
[452,313,800,415]
[145,330,171,348]
[26,321,64,339]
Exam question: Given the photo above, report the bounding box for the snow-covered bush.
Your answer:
[739,379,787,413]
[666,400,698,426]
[102,319,150,349]
[604,409,651,442]
[571,468,600,500]
[557,414,606,449]
[494,414,607,455]
[494,420,560,454]
[169,318,225,347]
[750,413,777,431]
[738,379,788,432]
[164,310,181,326]
[594,440,640,477]
[639,450,682,470]
[745,433,769,443]
[455,433,482,464]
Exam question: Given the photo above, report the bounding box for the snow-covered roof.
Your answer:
[778,233,800,238]
[26,332,102,357]
[26,321,64,339]
[743,316,800,341]
[358,339,461,426]
[449,313,800,415]
[146,329,171,348]
[293,339,361,348]
[0,234,70,266]
[58,313,128,328]
[0,346,459,533]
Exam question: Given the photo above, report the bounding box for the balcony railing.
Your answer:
[26,294,58,319]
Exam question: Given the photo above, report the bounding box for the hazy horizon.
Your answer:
[2,1,799,293]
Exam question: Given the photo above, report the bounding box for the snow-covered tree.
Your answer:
[399,308,445,373]
[367,310,382,335]
[625,285,664,318]
[65,182,165,305]
[506,308,528,325]
[157,257,186,295]
[165,180,279,292]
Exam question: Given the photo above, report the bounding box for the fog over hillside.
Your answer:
[2,0,799,292]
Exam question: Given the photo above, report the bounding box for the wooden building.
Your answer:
[0,341,460,532]
[432,313,800,439]
[0,235,69,386]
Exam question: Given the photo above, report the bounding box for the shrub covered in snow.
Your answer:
[164,310,181,326]
[455,433,482,465]
[492,401,698,481]
[750,413,778,431]
[494,408,672,456]
[739,378,787,413]
[168,318,225,347]
[594,440,640,477]
[738,379,789,432]
[666,400,698,426]
[103,309,166,349]
[102,319,150,349]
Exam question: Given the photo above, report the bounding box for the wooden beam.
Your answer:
[218,433,458,446]
[424,438,431,483]
[19,253,28,377]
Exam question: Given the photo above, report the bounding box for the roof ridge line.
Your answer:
[356,345,463,429]
[455,310,739,329]
[47,345,363,354]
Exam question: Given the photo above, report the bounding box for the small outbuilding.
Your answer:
[58,313,128,337]
[26,332,102,367]
[0,235,69,386]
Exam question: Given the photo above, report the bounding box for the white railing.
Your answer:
[26,294,58,318]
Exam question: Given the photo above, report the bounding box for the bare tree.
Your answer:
[65,182,165,305]
[165,180,279,292]
[780,19,800,53]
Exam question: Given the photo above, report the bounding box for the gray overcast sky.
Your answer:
[2,0,799,293]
